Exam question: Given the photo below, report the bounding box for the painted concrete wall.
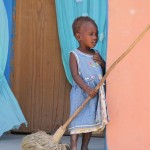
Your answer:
[107,1,150,150]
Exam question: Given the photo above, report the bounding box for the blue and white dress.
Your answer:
[68,49,108,134]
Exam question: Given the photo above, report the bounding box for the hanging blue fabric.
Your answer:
[55,0,108,84]
[0,0,27,136]
[3,0,14,83]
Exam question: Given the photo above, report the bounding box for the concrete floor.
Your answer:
[0,133,105,150]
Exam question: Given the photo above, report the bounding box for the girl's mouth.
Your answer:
[92,41,97,45]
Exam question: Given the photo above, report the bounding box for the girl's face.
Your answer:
[77,22,98,49]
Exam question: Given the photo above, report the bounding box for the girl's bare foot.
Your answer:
[81,146,89,150]
[70,146,77,150]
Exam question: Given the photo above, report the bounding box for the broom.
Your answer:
[22,24,150,150]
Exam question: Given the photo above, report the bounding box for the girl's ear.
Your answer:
[75,32,81,41]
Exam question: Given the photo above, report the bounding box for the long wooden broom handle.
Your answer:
[62,24,150,129]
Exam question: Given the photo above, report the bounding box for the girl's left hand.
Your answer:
[93,52,103,65]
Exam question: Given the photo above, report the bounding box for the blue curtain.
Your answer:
[55,0,108,84]
[0,0,27,136]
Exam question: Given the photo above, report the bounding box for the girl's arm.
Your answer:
[70,52,97,97]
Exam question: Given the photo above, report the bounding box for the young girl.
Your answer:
[68,16,108,150]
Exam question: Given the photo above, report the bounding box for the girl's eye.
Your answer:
[89,33,94,36]
[89,33,98,36]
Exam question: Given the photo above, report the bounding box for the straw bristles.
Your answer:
[21,131,70,150]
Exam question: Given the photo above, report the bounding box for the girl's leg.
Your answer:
[70,134,79,150]
[81,132,92,150]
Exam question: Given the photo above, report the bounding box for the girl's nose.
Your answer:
[93,35,98,40]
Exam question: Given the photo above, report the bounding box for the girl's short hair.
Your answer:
[72,16,97,36]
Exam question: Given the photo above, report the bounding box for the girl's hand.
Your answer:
[85,87,98,98]
[93,52,104,66]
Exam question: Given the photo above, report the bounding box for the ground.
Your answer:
[0,133,104,150]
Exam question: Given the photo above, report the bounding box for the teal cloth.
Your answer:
[55,0,108,84]
[0,0,27,136]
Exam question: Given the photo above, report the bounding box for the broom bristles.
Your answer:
[21,131,69,150]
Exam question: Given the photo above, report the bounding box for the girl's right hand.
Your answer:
[85,87,98,98]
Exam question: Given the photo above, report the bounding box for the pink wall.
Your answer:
[107,1,150,150]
